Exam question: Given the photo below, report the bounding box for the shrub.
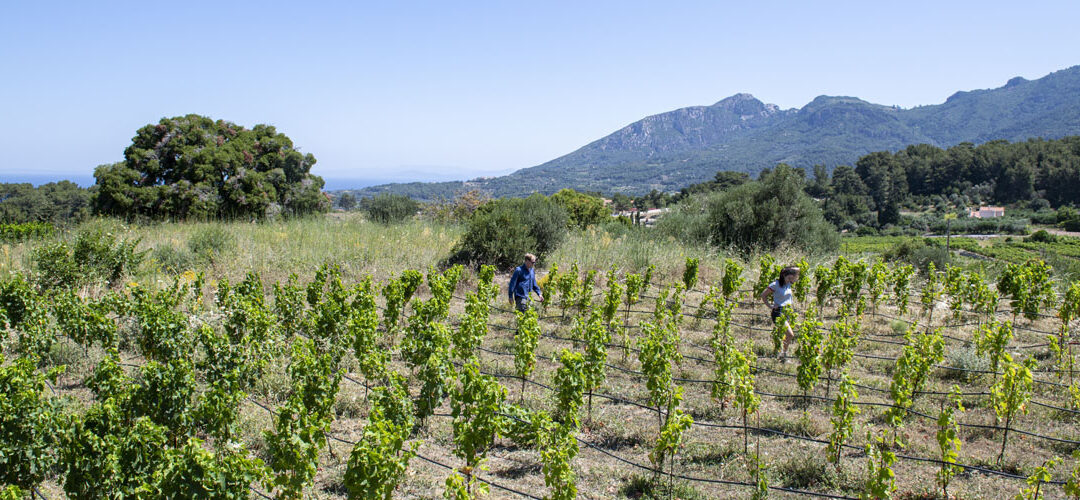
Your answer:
[1025,229,1057,243]
[0,222,56,243]
[1063,218,1080,232]
[422,190,490,223]
[702,164,839,253]
[362,193,420,224]
[883,238,947,273]
[450,194,568,270]
[32,230,144,289]
[152,244,199,274]
[187,225,234,263]
[550,189,608,229]
[652,195,712,243]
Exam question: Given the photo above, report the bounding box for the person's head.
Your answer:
[523,253,537,268]
[778,266,800,286]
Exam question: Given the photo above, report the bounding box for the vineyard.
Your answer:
[4,252,1080,499]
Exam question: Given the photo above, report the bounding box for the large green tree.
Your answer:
[550,188,608,229]
[704,164,838,252]
[92,115,328,220]
[0,181,89,224]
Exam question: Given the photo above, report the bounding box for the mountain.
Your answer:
[349,65,1080,200]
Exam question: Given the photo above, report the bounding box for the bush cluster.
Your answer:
[450,194,568,270]
[361,193,420,224]
[32,230,145,289]
[656,164,838,253]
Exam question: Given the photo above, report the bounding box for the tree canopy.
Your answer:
[92,115,328,220]
[550,188,609,229]
[0,181,89,224]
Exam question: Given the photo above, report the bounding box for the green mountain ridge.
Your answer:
[349,65,1080,200]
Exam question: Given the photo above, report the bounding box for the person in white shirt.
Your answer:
[760,266,800,361]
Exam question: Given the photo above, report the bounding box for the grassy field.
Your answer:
[3,215,1080,499]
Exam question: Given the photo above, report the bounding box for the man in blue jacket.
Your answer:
[508,253,544,312]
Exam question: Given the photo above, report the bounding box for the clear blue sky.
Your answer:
[2,1,1078,187]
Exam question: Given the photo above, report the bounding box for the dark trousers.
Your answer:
[514,296,530,312]
[770,305,790,323]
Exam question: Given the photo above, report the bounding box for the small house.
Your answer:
[968,206,1004,218]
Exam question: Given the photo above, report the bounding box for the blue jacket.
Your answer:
[508,265,541,300]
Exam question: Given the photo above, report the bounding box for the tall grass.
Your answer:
[0,215,463,286]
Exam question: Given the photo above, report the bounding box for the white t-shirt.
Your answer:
[768,280,793,308]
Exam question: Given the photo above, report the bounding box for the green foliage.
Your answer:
[580,307,610,421]
[555,263,579,318]
[575,269,597,313]
[884,325,944,428]
[454,289,492,361]
[863,430,897,499]
[0,275,54,356]
[345,373,418,500]
[151,437,266,499]
[187,224,235,264]
[32,229,145,289]
[129,283,194,363]
[795,305,824,394]
[443,469,488,500]
[700,164,839,252]
[936,386,965,498]
[813,264,838,308]
[822,316,860,394]
[638,317,681,416]
[304,264,355,359]
[92,114,328,220]
[450,361,506,473]
[0,181,89,225]
[401,298,455,422]
[0,222,56,243]
[0,354,65,489]
[883,238,948,272]
[890,264,915,316]
[273,274,307,337]
[362,193,421,224]
[514,309,541,386]
[975,320,1014,374]
[351,276,387,382]
[991,354,1036,464]
[649,387,694,482]
[538,415,579,500]
[264,338,342,499]
[920,262,944,321]
[1015,458,1058,500]
[710,301,737,408]
[755,254,779,297]
[721,258,744,302]
[624,272,644,317]
[61,407,169,498]
[552,350,586,427]
[997,260,1056,321]
[550,188,609,229]
[128,358,198,443]
[682,257,699,290]
[53,290,118,349]
[827,373,859,468]
[732,346,759,453]
[451,193,568,270]
[601,266,623,325]
[1066,451,1080,498]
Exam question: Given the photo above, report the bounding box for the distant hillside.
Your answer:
[348,65,1080,200]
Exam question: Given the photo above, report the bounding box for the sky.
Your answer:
[1,1,1078,188]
